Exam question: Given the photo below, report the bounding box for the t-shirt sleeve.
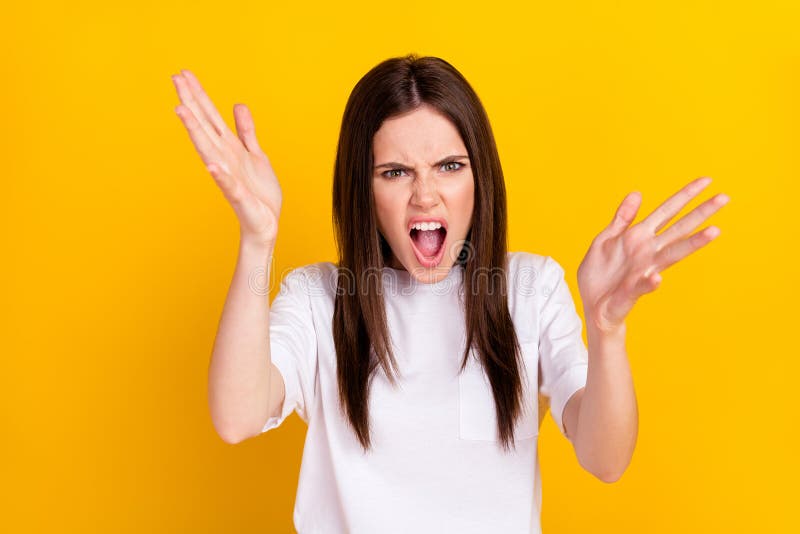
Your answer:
[538,256,589,442]
[260,266,319,433]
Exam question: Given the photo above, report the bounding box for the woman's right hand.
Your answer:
[172,69,282,247]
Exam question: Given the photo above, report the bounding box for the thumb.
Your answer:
[207,162,263,229]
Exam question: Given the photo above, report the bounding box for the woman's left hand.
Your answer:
[577,176,730,334]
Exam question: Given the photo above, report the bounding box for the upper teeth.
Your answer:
[411,221,443,231]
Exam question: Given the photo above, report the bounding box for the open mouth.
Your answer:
[409,226,447,268]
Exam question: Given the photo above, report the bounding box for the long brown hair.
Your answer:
[332,54,526,453]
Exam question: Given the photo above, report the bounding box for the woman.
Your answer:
[172,54,728,533]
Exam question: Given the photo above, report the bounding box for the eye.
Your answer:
[442,161,465,172]
[382,168,408,179]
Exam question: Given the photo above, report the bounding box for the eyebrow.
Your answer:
[373,154,469,170]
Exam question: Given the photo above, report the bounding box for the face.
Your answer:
[372,104,475,284]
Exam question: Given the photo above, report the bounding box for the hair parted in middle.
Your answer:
[332,53,535,453]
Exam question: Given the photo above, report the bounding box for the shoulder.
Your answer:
[505,252,574,343]
[505,251,571,320]
[505,251,565,287]
[290,261,338,283]
[274,261,339,303]
[277,261,337,281]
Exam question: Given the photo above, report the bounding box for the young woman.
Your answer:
[172,54,728,533]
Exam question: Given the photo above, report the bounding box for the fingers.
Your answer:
[621,223,720,303]
[599,264,663,326]
[629,269,662,301]
[174,103,230,174]
[603,191,642,239]
[172,73,221,148]
[176,69,233,139]
[655,224,721,272]
[655,191,729,250]
[233,103,266,156]
[640,176,712,234]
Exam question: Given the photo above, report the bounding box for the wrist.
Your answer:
[240,232,276,251]
[585,318,627,363]
[239,235,276,260]
[585,313,627,340]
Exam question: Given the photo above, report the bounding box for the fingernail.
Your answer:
[717,193,729,205]
[699,176,712,187]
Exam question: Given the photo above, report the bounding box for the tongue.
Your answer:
[412,229,445,257]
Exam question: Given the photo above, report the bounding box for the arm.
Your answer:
[171,69,286,444]
[207,239,286,444]
[562,322,637,483]
[569,176,728,481]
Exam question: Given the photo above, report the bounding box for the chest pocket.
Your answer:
[457,341,540,442]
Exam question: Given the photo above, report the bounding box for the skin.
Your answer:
[372,104,475,284]
[172,69,286,443]
[172,70,281,248]
[171,69,731,477]
[564,177,730,482]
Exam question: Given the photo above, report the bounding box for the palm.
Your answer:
[171,69,282,244]
[577,177,729,333]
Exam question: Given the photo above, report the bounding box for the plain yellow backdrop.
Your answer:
[2,0,797,532]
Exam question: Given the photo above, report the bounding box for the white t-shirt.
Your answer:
[261,251,589,533]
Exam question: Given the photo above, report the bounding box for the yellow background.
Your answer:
[3,0,797,532]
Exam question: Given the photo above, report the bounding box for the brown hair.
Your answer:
[332,53,526,453]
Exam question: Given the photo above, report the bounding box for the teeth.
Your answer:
[411,221,443,231]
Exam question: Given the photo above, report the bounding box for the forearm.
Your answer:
[207,237,276,443]
[573,320,638,482]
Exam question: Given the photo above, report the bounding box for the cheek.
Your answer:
[372,187,404,233]
[452,177,475,219]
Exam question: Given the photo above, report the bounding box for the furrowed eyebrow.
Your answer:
[373,154,469,170]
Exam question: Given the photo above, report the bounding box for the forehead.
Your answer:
[372,104,466,160]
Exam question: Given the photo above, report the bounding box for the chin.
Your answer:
[404,249,458,284]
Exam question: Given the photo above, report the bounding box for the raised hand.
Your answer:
[172,69,282,246]
[577,177,730,333]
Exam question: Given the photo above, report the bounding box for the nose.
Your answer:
[410,172,440,210]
